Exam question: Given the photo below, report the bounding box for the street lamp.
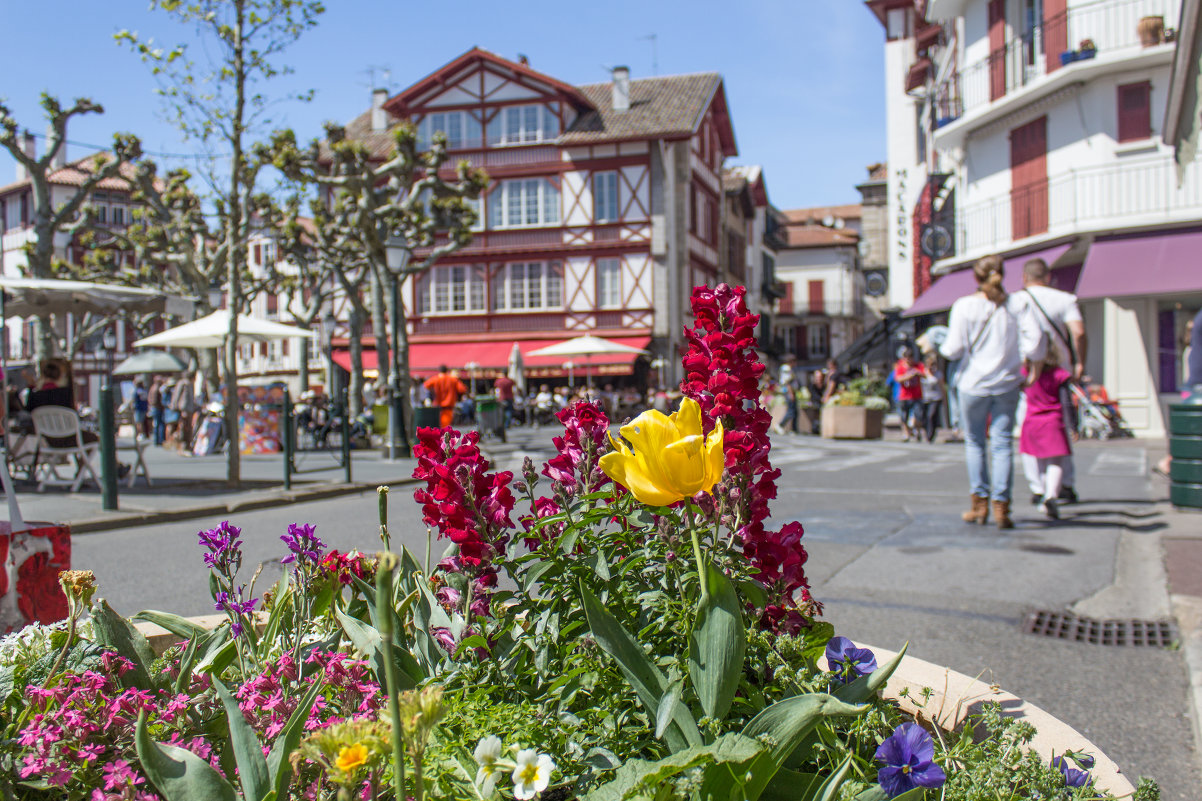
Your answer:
[384,241,410,459]
[464,361,480,396]
[97,326,119,511]
[207,283,224,310]
[320,308,337,399]
[650,357,666,390]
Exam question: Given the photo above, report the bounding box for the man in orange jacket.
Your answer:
[423,366,468,428]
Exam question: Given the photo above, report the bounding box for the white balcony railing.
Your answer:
[951,154,1202,257]
[934,0,1180,121]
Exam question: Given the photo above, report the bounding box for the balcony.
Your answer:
[776,300,864,318]
[934,0,1179,125]
[948,154,1202,260]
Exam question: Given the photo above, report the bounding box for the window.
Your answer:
[111,205,125,225]
[266,293,278,315]
[486,104,560,145]
[1117,82,1152,143]
[494,262,563,311]
[415,265,487,315]
[806,323,829,359]
[597,258,621,308]
[593,172,619,223]
[487,179,560,228]
[417,110,481,150]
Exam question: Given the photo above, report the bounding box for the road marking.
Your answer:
[1088,449,1147,476]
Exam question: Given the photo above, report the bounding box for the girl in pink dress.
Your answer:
[1020,343,1073,519]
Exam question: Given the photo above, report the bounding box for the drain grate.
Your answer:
[1022,610,1177,647]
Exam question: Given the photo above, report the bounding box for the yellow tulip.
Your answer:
[599,397,724,506]
[335,742,369,773]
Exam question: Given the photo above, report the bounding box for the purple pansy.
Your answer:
[1052,755,1092,787]
[874,722,946,798]
[280,522,325,566]
[825,636,878,683]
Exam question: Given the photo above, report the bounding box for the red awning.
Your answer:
[905,58,932,92]
[906,243,1074,316]
[1076,230,1202,300]
[332,336,651,379]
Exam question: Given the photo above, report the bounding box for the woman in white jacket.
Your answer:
[940,255,1044,529]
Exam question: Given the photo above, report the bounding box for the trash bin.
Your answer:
[413,406,442,429]
[475,396,505,442]
[1168,386,1202,509]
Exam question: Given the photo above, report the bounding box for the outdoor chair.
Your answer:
[30,406,100,492]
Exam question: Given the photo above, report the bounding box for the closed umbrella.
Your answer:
[134,310,315,349]
[507,342,526,394]
[112,350,186,376]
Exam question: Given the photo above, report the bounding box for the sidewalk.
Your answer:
[4,440,418,533]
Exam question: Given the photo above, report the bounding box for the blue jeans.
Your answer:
[959,388,1020,502]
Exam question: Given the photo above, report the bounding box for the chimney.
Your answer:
[15,131,35,181]
[46,124,67,170]
[612,66,630,112]
[371,88,389,133]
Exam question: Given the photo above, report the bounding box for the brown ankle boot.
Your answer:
[992,500,1014,530]
[962,494,989,524]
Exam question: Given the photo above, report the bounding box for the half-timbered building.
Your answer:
[333,48,740,388]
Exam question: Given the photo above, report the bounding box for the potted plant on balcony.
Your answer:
[1077,39,1098,60]
[1139,15,1166,47]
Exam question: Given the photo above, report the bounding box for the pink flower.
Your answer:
[101,759,143,791]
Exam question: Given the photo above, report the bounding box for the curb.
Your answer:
[1170,593,1202,780]
[65,477,420,534]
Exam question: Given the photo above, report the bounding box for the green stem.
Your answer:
[378,486,391,551]
[376,553,405,798]
[688,507,709,599]
[414,751,425,801]
[43,599,77,688]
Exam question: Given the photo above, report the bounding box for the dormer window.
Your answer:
[487,103,561,146]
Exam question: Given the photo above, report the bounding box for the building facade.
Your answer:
[872,0,1200,436]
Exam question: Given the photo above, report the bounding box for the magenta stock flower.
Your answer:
[680,284,817,631]
[280,522,325,566]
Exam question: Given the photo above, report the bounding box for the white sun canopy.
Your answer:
[134,309,316,349]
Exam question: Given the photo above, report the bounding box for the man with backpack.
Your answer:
[1010,258,1089,505]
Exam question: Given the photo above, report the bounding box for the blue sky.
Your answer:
[1,1,886,210]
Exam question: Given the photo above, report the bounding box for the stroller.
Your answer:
[1069,381,1132,440]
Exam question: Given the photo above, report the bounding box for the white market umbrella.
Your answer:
[507,342,526,394]
[134,309,316,349]
[112,349,187,375]
[527,335,648,389]
[0,276,194,318]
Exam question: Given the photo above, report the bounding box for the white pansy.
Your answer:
[473,735,504,794]
[511,748,555,800]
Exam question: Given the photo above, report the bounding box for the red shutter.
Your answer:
[780,282,793,315]
[282,339,290,357]
[1044,0,1068,73]
[795,326,806,358]
[988,0,1007,101]
[1010,116,1049,239]
[260,342,268,357]
[266,293,278,314]
[808,280,825,315]
[689,185,698,233]
[1117,82,1151,142]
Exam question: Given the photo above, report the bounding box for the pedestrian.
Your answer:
[171,371,196,453]
[939,255,1044,529]
[1020,342,1074,520]
[148,376,166,445]
[494,373,516,428]
[423,365,468,428]
[893,346,926,442]
[1009,257,1088,504]
[777,358,799,434]
[132,378,150,438]
[821,359,846,405]
[919,353,945,443]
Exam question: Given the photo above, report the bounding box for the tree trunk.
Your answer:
[369,266,390,390]
[394,276,416,446]
[347,308,365,418]
[298,335,310,392]
[223,0,246,489]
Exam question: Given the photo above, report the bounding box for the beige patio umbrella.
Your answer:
[527,335,648,389]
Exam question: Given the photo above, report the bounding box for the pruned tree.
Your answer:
[117,0,324,486]
[264,122,487,443]
[0,94,142,357]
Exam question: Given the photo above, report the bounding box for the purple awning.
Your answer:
[905,243,1074,316]
[1076,230,1202,300]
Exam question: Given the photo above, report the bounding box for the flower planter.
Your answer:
[1077,48,1097,61]
[825,644,1136,796]
[821,406,884,439]
[1059,50,1078,65]
[1139,15,1165,46]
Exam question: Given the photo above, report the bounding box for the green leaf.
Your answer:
[266,677,323,798]
[132,610,209,640]
[581,733,762,801]
[740,693,868,791]
[759,769,823,801]
[211,678,270,801]
[688,561,746,722]
[334,606,421,688]
[799,621,836,664]
[592,550,612,582]
[89,598,156,688]
[813,757,853,801]
[655,680,683,740]
[195,632,237,676]
[135,712,238,801]
[579,583,702,750]
[835,643,909,705]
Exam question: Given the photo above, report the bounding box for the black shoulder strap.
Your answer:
[1024,289,1076,363]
